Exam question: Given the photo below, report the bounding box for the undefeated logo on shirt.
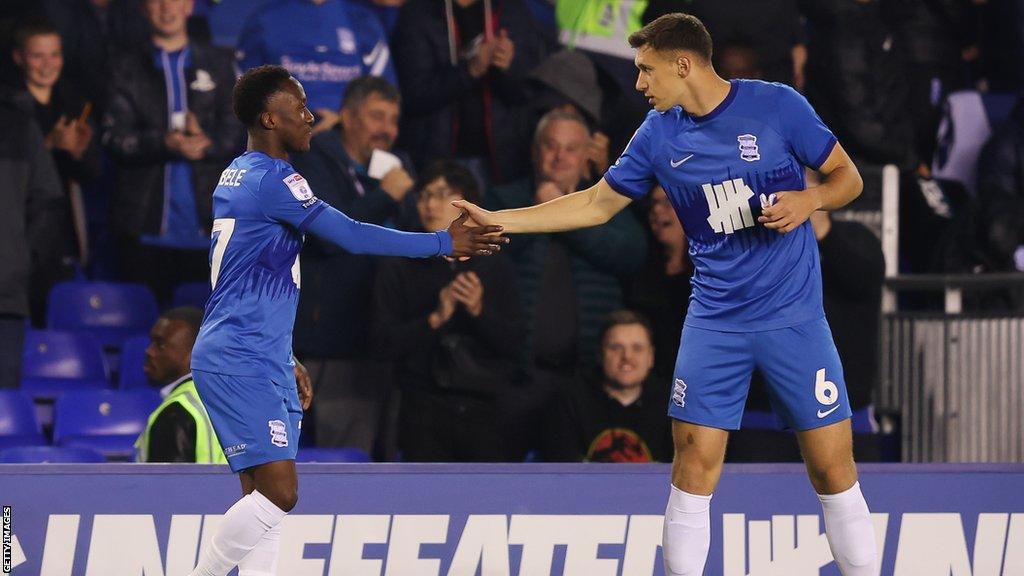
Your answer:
[703,178,756,234]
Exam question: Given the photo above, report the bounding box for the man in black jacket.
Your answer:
[0,93,63,388]
[291,76,416,451]
[371,160,524,461]
[103,0,242,305]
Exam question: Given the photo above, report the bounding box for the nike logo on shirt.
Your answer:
[817,405,841,419]
[670,154,694,168]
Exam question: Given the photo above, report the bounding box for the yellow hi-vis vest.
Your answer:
[135,377,228,464]
[556,0,648,60]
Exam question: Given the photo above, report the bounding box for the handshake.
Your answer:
[445,210,507,259]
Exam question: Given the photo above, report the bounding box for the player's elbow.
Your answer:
[849,166,864,201]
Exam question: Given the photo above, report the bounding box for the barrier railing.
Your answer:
[880,274,1024,462]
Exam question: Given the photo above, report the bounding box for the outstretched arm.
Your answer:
[305,204,506,258]
[452,178,632,234]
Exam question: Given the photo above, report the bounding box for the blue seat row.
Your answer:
[0,390,160,460]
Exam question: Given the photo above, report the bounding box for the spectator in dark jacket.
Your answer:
[978,97,1024,276]
[392,0,550,185]
[800,0,915,169]
[627,186,692,379]
[103,0,242,305]
[12,18,102,324]
[41,0,150,115]
[291,76,417,451]
[371,160,524,461]
[542,310,672,463]
[0,94,63,388]
[487,109,646,456]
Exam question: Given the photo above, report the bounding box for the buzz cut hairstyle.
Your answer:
[628,12,713,63]
[160,306,204,342]
[600,310,655,347]
[233,64,294,127]
[341,75,401,112]
[13,17,60,51]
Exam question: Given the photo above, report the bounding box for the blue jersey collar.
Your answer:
[691,79,738,123]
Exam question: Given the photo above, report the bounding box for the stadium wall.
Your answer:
[1,463,1022,575]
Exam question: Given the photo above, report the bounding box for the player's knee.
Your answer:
[808,461,855,494]
[263,485,299,512]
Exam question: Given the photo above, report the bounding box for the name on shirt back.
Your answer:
[218,168,247,187]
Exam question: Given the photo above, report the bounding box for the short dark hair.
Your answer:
[599,310,654,347]
[13,17,60,51]
[628,13,713,62]
[415,159,481,206]
[233,65,293,127]
[161,306,204,342]
[341,75,400,112]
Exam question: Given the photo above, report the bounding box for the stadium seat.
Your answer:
[21,330,110,398]
[171,282,211,310]
[0,446,106,463]
[295,447,372,463]
[53,390,161,460]
[118,335,152,390]
[0,391,46,449]
[46,281,159,350]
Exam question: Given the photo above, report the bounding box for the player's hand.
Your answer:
[451,199,498,228]
[758,188,822,234]
[446,211,508,258]
[380,167,414,202]
[294,359,314,410]
[451,271,484,317]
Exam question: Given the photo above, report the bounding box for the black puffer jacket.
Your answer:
[977,98,1024,272]
[0,95,63,317]
[102,41,243,238]
[800,0,914,168]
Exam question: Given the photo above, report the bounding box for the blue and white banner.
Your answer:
[1,463,1022,575]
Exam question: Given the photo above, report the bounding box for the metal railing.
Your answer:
[880,275,1024,462]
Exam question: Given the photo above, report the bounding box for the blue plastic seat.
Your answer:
[0,391,46,449]
[21,330,110,399]
[118,335,153,390]
[295,447,372,463]
[53,390,161,460]
[0,446,106,463]
[46,281,159,350]
[171,282,211,310]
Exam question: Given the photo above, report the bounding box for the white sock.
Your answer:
[818,482,878,576]
[238,524,282,576]
[190,491,287,576]
[662,484,712,576]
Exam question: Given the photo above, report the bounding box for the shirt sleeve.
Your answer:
[776,85,837,170]
[603,111,658,200]
[257,169,329,233]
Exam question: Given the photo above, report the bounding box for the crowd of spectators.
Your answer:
[1,0,1021,462]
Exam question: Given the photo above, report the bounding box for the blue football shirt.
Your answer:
[605,80,838,332]
[191,151,327,387]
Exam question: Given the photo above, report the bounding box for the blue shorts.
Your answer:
[668,317,852,431]
[193,369,302,472]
